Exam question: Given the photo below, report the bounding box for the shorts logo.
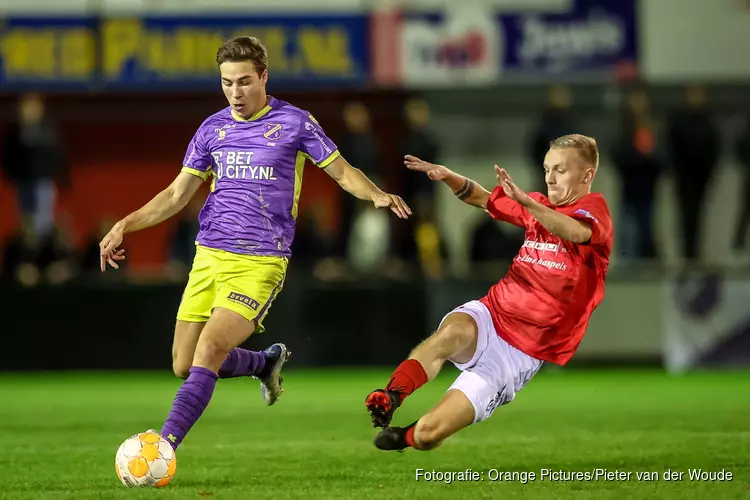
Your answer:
[263,123,282,141]
[227,292,260,310]
[485,390,506,416]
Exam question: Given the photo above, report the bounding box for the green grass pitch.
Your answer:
[0,368,748,499]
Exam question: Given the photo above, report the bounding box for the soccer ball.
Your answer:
[114,431,177,487]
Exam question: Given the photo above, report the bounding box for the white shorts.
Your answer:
[441,300,543,424]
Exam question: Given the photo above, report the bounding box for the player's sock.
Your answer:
[404,422,417,448]
[386,359,428,403]
[160,366,218,450]
[218,348,266,379]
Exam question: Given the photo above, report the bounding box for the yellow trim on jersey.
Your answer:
[182,166,209,181]
[231,103,272,123]
[291,151,306,219]
[317,150,341,169]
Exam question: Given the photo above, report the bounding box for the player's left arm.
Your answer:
[523,201,592,244]
[323,156,411,219]
[297,113,410,219]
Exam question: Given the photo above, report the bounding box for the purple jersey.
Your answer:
[181,96,340,257]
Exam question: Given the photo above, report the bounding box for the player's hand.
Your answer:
[99,226,127,272]
[495,165,533,207]
[371,191,412,219]
[404,155,450,181]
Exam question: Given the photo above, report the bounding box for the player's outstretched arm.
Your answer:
[495,166,592,244]
[324,156,411,219]
[99,172,204,271]
[404,155,491,209]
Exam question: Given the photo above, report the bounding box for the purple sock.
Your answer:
[161,366,218,450]
[218,348,266,378]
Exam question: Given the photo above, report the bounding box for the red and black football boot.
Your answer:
[365,389,401,428]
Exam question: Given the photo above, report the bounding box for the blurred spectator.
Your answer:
[336,101,380,261]
[735,115,750,252]
[528,85,577,193]
[1,93,68,240]
[399,98,439,204]
[165,197,204,281]
[667,84,720,261]
[612,89,664,263]
[386,195,449,281]
[394,98,440,265]
[347,201,391,276]
[1,214,77,287]
[469,218,523,277]
[292,200,343,280]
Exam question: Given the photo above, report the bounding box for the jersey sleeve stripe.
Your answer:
[316,150,341,169]
[181,166,209,181]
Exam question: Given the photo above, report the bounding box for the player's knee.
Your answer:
[414,419,445,450]
[423,319,476,358]
[194,335,232,365]
[172,361,190,379]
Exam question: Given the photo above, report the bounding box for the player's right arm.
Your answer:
[404,155,491,209]
[100,123,211,271]
[99,172,203,271]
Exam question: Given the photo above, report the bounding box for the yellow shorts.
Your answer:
[176,245,287,333]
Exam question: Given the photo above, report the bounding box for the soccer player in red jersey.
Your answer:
[365,134,613,451]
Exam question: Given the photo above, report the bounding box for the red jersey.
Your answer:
[480,187,613,365]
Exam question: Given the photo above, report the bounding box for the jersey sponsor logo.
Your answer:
[304,121,333,155]
[211,151,277,181]
[522,239,560,254]
[516,254,568,271]
[214,123,236,141]
[518,239,568,270]
[227,292,260,311]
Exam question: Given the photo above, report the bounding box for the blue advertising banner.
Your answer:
[0,14,369,90]
[0,17,99,87]
[497,0,637,78]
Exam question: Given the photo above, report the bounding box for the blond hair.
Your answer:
[550,134,599,170]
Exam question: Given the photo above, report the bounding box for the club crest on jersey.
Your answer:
[263,123,282,141]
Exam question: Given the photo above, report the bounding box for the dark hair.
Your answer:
[550,134,599,170]
[216,37,268,76]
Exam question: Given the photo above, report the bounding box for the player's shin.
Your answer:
[386,359,429,403]
[160,367,218,450]
[218,348,266,378]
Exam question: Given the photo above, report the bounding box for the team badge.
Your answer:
[263,123,282,141]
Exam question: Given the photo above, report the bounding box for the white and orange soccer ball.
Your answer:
[114,431,177,487]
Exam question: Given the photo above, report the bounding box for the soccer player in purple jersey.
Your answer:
[99,36,411,451]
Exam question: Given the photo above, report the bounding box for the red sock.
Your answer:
[386,359,428,402]
[404,425,417,448]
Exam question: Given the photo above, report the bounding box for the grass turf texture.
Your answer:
[0,368,748,499]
